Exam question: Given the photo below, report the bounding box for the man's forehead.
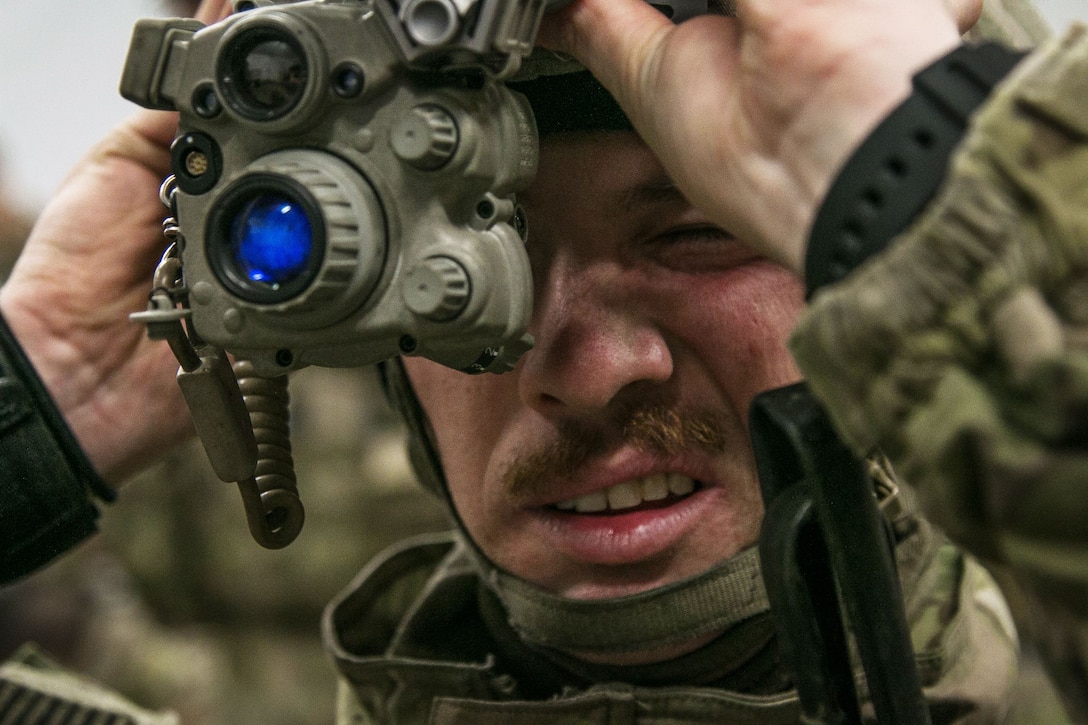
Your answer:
[620,176,690,212]
[535,131,662,181]
[526,132,692,215]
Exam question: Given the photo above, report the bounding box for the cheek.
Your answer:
[401,357,517,515]
[675,265,805,404]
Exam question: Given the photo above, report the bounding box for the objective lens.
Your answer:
[220,28,308,121]
[209,174,325,304]
[207,151,387,318]
[230,195,313,288]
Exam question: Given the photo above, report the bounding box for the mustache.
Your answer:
[503,403,731,502]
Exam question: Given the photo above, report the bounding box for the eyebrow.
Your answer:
[619,175,691,213]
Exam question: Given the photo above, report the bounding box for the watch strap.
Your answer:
[805,42,1028,295]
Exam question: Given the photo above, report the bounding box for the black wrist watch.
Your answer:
[804,41,1029,296]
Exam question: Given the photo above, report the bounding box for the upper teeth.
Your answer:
[555,474,696,513]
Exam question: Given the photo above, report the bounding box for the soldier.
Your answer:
[0,0,1085,723]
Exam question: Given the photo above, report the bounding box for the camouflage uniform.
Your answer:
[324,516,1024,723]
[792,21,1088,725]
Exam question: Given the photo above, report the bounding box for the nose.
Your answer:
[517,260,674,420]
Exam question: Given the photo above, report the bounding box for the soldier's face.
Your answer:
[404,131,803,608]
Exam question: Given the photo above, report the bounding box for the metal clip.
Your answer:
[132,236,304,549]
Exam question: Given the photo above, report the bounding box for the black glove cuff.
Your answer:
[0,311,114,583]
[804,42,1028,296]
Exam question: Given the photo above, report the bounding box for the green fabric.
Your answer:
[488,546,768,654]
[965,0,1053,49]
[0,644,179,725]
[324,526,1018,724]
[791,25,1088,723]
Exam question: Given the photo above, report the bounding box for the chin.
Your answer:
[550,554,708,601]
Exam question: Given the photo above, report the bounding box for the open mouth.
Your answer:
[551,474,703,515]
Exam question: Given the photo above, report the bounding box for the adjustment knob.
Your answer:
[403,256,470,321]
[204,149,386,326]
[399,0,463,46]
[390,104,458,170]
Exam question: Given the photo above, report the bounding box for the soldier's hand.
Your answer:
[539,0,981,274]
[0,0,233,484]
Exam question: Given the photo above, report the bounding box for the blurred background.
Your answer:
[0,0,1083,723]
[0,5,450,724]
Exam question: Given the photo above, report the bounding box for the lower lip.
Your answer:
[529,487,716,565]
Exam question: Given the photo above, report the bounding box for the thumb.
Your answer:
[110,0,235,177]
[100,110,178,178]
[195,0,234,24]
[538,0,674,127]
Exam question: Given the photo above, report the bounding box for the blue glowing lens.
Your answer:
[229,195,313,288]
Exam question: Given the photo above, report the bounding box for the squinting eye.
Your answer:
[650,224,761,273]
[660,226,737,244]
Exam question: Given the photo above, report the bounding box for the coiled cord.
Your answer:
[233,360,305,549]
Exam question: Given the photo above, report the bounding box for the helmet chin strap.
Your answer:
[472,541,771,656]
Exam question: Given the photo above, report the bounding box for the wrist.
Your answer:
[803,41,1029,295]
[0,308,114,499]
[0,290,116,480]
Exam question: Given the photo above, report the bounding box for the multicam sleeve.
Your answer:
[965,0,1053,50]
[790,25,1088,719]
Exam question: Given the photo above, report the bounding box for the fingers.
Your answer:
[195,0,234,24]
[948,0,984,33]
[539,0,669,59]
[537,0,673,126]
[115,0,234,177]
[84,109,178,185]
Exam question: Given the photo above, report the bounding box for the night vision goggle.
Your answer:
[121,0,706,548]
